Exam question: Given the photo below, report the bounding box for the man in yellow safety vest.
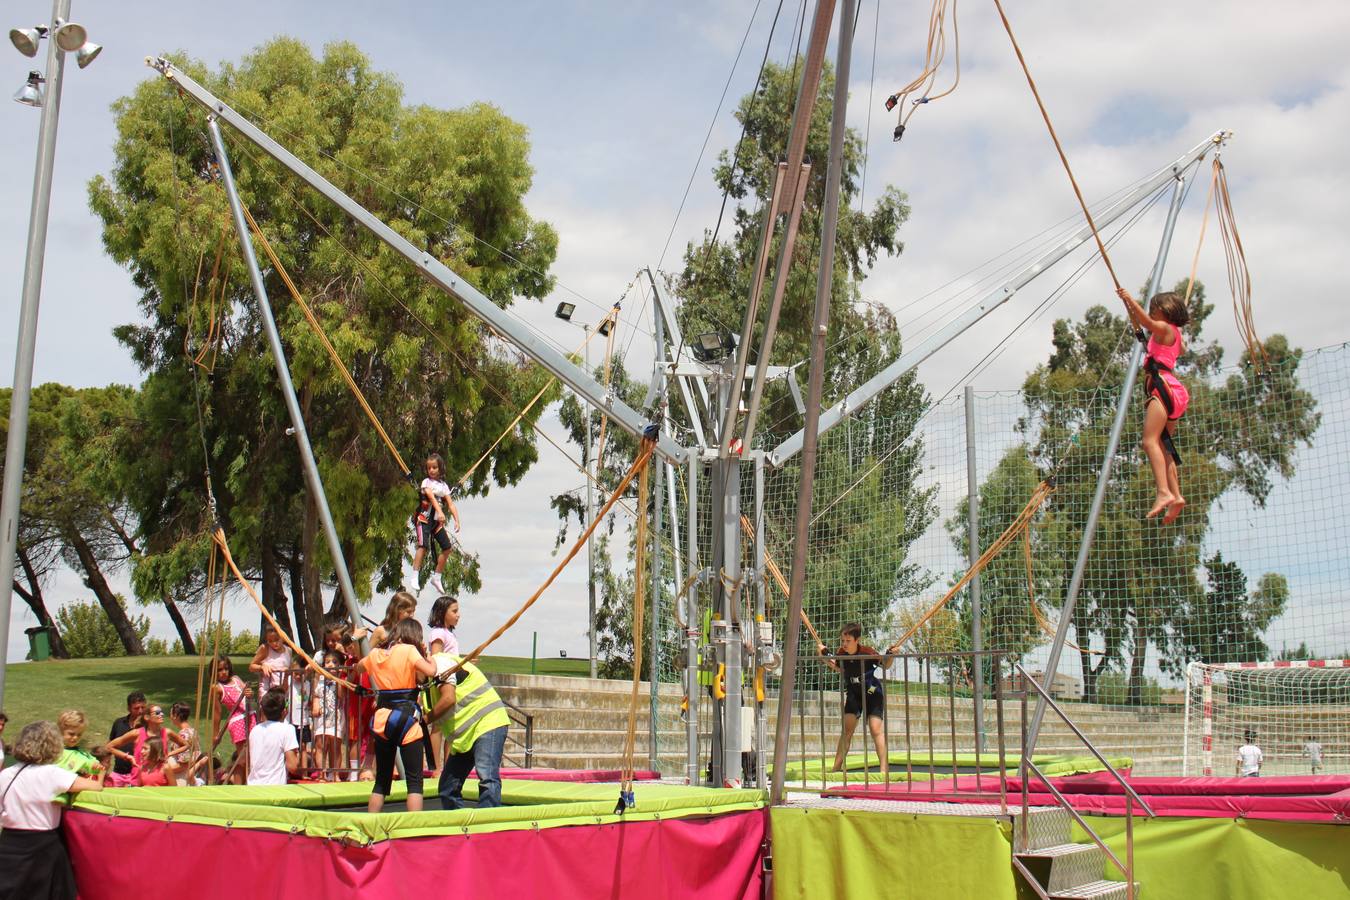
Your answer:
[429,653,511,808]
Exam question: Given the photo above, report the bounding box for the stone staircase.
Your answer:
[1012,806,1136,899]
[490,673,1186,774]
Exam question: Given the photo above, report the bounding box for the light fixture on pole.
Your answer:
[8,25,44,56]
[75,40,99,68]
[51,18,83,51]
[13,70,43,106]
[691,330,736,363]
[0,0,102,706]
[553,299,604,676]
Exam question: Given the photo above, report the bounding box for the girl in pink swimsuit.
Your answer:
[1117,287,1191,523]
[211,656,253,783]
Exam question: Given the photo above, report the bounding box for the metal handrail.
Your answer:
[501,696,534,769]
[1025,760,1130,878]
[1013,663,1156,818]
[1014,662,1148,900]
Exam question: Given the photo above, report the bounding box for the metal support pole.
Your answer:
[0,0,73,706]
[754,451,768,787]
[684,453,700,785]
[649,311,667,769]
[207,118,364,632]
[151,59,685,465]
[1026,173,1189,755]
[768,133,1229,467]
[965,385,985,752]
[720,451,744,786]
[771,0,853,805]
[585,332,597,678]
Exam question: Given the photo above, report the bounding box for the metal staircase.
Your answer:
[1011,664,1155,900]
[1013,807,1137,899]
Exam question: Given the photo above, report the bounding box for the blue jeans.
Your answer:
[438,725,508,809]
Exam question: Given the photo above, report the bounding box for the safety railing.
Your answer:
[501,696,535,769]
[1012,662,1156,900]
[791,649,1011,812]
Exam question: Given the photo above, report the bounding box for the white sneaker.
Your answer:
[403,580,419,596]
[429,573,444,594]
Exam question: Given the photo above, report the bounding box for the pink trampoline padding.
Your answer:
[823,774,1350,822]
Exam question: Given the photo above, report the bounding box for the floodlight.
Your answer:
[596,318,613,337]
[554,301,576,322]
[13,70,43,107]
[9,26,43,57]
[691,330,737,363]
[53,20,85,52]
[75,41,101,69]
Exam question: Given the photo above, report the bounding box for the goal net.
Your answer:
[1183,661,1350,776]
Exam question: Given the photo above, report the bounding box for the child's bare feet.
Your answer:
[1146,493,1175,519]
[1162,497,1186,525]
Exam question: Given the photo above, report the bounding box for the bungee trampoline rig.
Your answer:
[41,0,1343,897]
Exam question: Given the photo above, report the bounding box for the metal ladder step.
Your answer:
[1012,807,1072,851]
[1049,880,1135,900]
[1016,842,1108,894]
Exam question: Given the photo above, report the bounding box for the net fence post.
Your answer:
[965,385,985,752]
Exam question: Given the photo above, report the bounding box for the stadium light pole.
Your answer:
[0,0,100,705]
[555,302,605,678]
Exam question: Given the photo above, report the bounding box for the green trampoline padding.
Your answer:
[779,752,1132,782]
[68,779,767,843]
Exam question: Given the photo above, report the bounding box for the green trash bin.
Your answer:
[25,625,51,662]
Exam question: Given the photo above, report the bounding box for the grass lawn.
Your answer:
[2,653,589,748]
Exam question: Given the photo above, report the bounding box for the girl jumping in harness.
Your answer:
[1117,288,1191,524]
[411,454,461,595]
[356,618,437,813]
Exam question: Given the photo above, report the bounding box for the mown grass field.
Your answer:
[1,653,589,748]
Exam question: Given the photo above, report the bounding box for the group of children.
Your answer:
[208,592,463,785]
[0,591,466,794]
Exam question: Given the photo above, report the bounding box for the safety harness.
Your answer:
[1139,330,1183,466]
[368,683,436,770]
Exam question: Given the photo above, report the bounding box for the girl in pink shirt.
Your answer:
[1118,288,1191,523]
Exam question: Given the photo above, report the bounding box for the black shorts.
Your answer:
[293,724,313,745]
[415,518,452,552]
[843,685,885,719]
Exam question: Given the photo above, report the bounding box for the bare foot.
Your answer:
[1146,493,1175,519]
[1162,498,1186,525]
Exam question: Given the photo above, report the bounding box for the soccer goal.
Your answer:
[1183,660,1350,776]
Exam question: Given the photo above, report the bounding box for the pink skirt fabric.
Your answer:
[1150,370,1190,420]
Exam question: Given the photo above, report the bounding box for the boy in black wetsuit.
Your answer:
[817,623,893,778]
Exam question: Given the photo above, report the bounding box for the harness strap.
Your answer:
[1143,358,1183,466]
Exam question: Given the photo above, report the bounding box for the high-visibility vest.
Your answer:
[431,654,511,755]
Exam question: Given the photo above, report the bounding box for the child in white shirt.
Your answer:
[1235,730,1263,777]
[411,453,460,595]
[247,688,299,786]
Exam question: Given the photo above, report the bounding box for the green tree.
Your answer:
[550,60,927,679]
[56,597,153,659]
[90,39,560,646]
[1172,554,1287,665]
[2,385,71,659]
[679,59,928,663]
[998,281,1318,701]
[946,450,1044,677]
[4,384,152,655]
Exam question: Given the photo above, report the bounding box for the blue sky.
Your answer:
[3,0,1349,666]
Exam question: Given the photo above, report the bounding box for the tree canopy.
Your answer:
[88,38,561,645]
